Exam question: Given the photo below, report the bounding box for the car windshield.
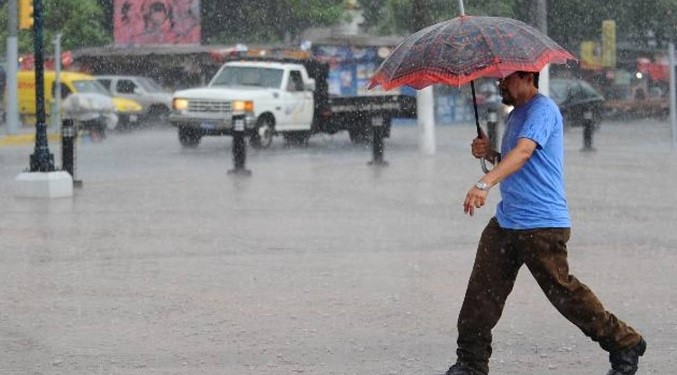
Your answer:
[210,66,284,89]
[73,79,112,96]
[137,77,166,93]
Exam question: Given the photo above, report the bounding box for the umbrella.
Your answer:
[368,9,576,171]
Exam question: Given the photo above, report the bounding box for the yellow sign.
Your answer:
[602,20,616,68]
[580,41,602,70]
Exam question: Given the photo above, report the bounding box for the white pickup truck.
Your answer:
[170,57,416,148]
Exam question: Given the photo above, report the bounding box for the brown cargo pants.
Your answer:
[456,217,642,374]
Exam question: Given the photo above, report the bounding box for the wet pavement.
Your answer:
[0,119,675,375]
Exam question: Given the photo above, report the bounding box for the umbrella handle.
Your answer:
[480,158,490,174]
[471,81,491,174]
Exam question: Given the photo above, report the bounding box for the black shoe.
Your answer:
[606,338,647,375]
[445,362,487,375]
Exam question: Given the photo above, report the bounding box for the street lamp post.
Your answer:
[13,0,72,198]
[28,0,55,172]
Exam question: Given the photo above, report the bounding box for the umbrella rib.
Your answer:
[475,17,503,76]
[388,23,438,84]
[447,19,464,87]
[434,20,458,81]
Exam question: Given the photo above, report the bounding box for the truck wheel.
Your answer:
[250,117,274,149]
[178,127,201,148]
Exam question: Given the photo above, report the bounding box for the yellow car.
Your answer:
[17,70,143,129]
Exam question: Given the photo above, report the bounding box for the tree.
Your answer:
[529,0,677,50]
[0,0,111,55]
[359,0,386,32]
[358,0,517,34]
[359,0,677,51]
[201,0,345,44]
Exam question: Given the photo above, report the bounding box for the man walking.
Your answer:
[445,71,646,375]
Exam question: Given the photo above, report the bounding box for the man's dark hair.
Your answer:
[516,71,540,89]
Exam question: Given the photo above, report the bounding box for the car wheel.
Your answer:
[250,117,274,149]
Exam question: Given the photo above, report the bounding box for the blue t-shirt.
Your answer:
[495,94,571,229]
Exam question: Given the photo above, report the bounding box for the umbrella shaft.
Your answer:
[470,80,481,137]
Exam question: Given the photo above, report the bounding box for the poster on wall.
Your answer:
[114,0,201,45]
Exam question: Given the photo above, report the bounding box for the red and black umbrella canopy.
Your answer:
[369,14,576,173]
[368,15,576,90]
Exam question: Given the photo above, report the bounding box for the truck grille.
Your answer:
[188,100,231,114]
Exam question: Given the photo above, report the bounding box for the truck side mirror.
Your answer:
[304,78,316,92]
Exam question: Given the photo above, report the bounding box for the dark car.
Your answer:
[550,78,605,128]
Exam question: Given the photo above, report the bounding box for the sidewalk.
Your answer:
[0,121,62,147]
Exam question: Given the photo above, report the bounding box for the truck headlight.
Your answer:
[232,100,254,113]
[173,98,189,111]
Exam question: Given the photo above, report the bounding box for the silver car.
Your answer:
[95,75,173,126]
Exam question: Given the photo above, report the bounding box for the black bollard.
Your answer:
[227,114,252,176]
[61,119,83,188]
[487,107,499,150]
[368,115,388,166]
[581,110,596,152]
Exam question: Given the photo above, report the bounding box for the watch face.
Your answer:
[476,182,488,190]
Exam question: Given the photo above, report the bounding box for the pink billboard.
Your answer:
[114,0,201,45]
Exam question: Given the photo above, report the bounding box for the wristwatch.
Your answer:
[475,181,490,191]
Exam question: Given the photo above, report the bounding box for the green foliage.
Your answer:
[201,0,345,44]
[0,0,111,56]
[547,0,677,50]
[360,0,677,49]
[359,0,518,34]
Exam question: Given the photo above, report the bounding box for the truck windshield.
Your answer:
[73,80,112,97]
[137,77,166,93]
[210,66,284,89]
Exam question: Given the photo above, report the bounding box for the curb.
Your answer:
[0,133,61,147]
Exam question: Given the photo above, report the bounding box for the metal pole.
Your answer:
[60,118,82,187]
[487,107,498,150]
[52,33,62,133]
[669,42,676,150]
[29,0,55,172]
[535,0,550,96]
[581,110,596,152]
[457,0,465,16]
[368,115,388,166]
[412,0,436,156]
[5,0,20,134]
[418,86,436,155]
[227,114,251,176]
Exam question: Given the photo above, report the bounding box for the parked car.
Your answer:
[549,78,606,128]
[16,70,143,134]
[95,75,173,126]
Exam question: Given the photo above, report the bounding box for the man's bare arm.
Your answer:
[482,138,537,187]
